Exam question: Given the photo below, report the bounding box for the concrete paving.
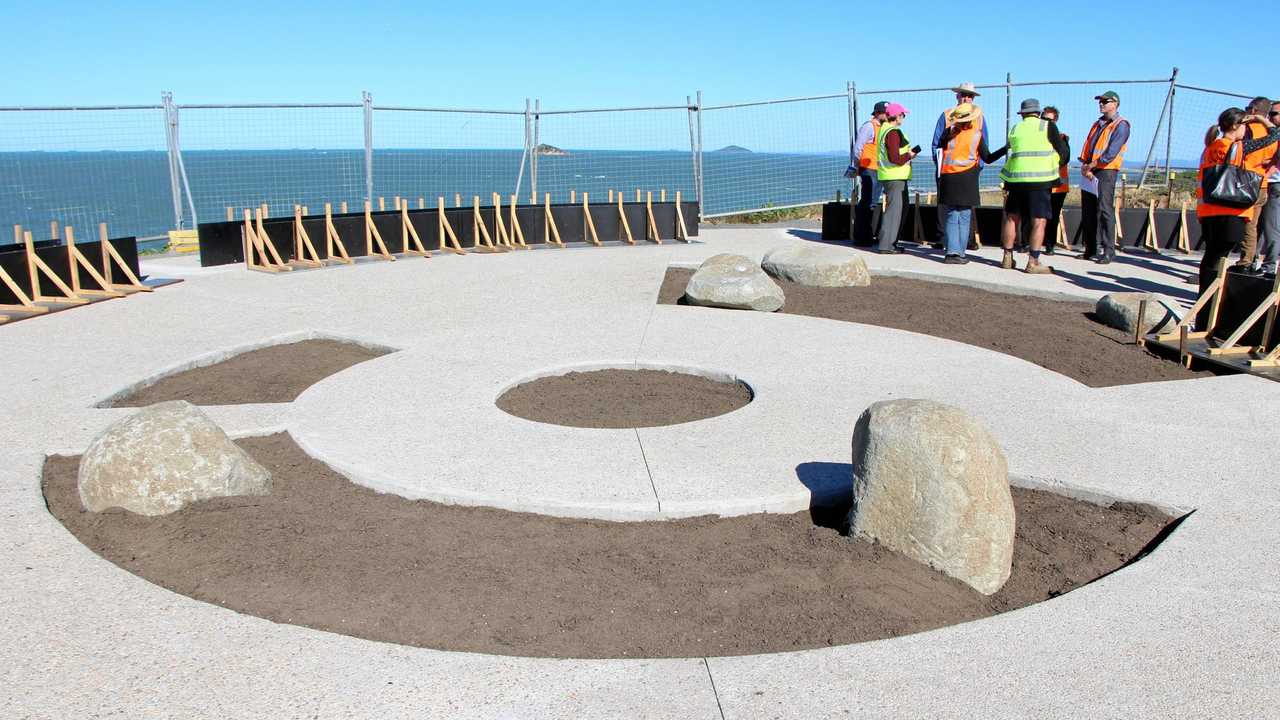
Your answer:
[1,226,1276,717]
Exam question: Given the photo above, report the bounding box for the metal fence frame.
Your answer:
[2,69,1269,242]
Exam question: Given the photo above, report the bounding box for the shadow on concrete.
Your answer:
[795,461,853,532]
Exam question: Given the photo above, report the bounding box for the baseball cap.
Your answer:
[885,102,909,117]
[872,101,889,114]
[1095,90,1120,103]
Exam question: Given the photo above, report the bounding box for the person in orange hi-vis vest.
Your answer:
[1042,106,1071,255]
[1237,96,1278,272]
[934,103,1006,263]
[1258,100,1280,277]
[1194,107,1279,328]
[848,100,889,245]
[1078,90,1130,264]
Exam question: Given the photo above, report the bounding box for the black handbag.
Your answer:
[1201,141,1260,208]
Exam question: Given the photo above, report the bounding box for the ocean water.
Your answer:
[0,148,1168,251]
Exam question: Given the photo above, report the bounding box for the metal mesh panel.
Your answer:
[371,108,526,209]
[699,95,847,216]
[1011,80,1170,189]
[0,106,170,241]
[177,105,365,222]
[532,107,694,207]
[854,85,1006,196]
[1167,86,1255,185]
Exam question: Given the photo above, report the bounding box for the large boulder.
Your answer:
[683,254,784,312]
[761,244,871,287]
[847,399,1015,595]
[78,400,271,516]
[1095,292,1182,335]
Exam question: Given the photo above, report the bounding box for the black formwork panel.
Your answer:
[198,202,703,265]
[1212,271,1277,350]
[0,236,140,305]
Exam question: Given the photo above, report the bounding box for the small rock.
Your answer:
[683,254,784,312]
[1095,292,1182,335]
[78,400,271,516]
[847,399,1015,595]
[761,244,871,287]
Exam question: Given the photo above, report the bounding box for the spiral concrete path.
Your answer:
[1,229,1276,718]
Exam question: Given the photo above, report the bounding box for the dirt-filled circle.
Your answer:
[496,368,753,428]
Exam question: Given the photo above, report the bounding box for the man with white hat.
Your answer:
[932,83,991,184]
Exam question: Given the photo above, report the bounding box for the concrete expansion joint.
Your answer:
[703,657,728,720]
[635,427,661,513]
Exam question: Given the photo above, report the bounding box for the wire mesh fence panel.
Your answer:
[372,108,527,209]
[854,85,1007,197]
[533,107,694,207]
[699,95,847,216]
[1167,85,1256,192]
[0,107,170,241]
[1009,80,1171,191]
[177,105,365,223]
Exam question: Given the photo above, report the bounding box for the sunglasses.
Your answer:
[1098,99,1116,105]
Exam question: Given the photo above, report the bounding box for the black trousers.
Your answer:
[1197,215,1246,330]
[853,170,882,246]
[1044,191,1068,252]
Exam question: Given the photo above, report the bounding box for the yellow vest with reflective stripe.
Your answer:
[876,123,912,182]
[1000,116,1059,185]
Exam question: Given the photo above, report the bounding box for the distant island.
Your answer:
[713,145,752,153]
[534,144,569,156]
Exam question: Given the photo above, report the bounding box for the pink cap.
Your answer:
[885,102,908,117]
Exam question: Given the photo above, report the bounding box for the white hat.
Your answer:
[951,82,981,97]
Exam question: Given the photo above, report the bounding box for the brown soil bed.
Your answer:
[658,268,1208,388]
[107,339,390,406]
[496,368,752,428]
[45,434,1172,659]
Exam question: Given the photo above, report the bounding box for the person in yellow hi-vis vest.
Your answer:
[999,98,1069,274]
[874,102,921,254]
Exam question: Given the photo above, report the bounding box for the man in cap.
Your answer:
[1078,90,1131,264]
[848,100,890,245]
[999,98,1069,274]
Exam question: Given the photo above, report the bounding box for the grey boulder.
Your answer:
[762,244,871,287]
[78,400,272,516]
[683,253,784,312]
[1095,292,1182,335]
[847,399,1015,595]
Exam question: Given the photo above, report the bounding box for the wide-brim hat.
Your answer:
[951,82,981,97]
[950,103,977,122]
[1019,98,1042,114]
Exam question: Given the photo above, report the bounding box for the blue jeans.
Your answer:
[939,203,971,257]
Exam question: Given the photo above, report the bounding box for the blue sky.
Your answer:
[1,0,1264,108]
[0,1,1264,160]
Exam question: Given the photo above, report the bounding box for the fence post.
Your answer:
[531,98,540,203]
[846,81,856,162]
[515,98,530,201]
[162,91,184,230]
[1165,67,1179,192]
[1138,67,1177,189]
[686,94,698,208]
[1004,72,1012,139]
[362,90,373,204]
[695,89,704,219]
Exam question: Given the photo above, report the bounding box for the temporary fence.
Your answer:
[0,68,1270,244]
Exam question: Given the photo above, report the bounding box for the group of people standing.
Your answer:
[849,82,1131,274]
[1195,96,1280,299]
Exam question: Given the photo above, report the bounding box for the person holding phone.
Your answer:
[998,98,1069,274]
[874,103,919,254]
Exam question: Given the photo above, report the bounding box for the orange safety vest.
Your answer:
[1052,164,1069,194]
[1079,116,1128,170]
[1197,138,1255,220]
[858,119,881,169]
[1243,120,1277,178]
[940,123,982,174]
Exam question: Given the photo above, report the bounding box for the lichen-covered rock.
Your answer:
[847,399,1015,595]
[1095,292,1182,335]
[761,244,871,287]
[78,401,271,516]
[683,254,784,312]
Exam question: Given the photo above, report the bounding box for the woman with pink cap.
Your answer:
[874,102,920,254]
